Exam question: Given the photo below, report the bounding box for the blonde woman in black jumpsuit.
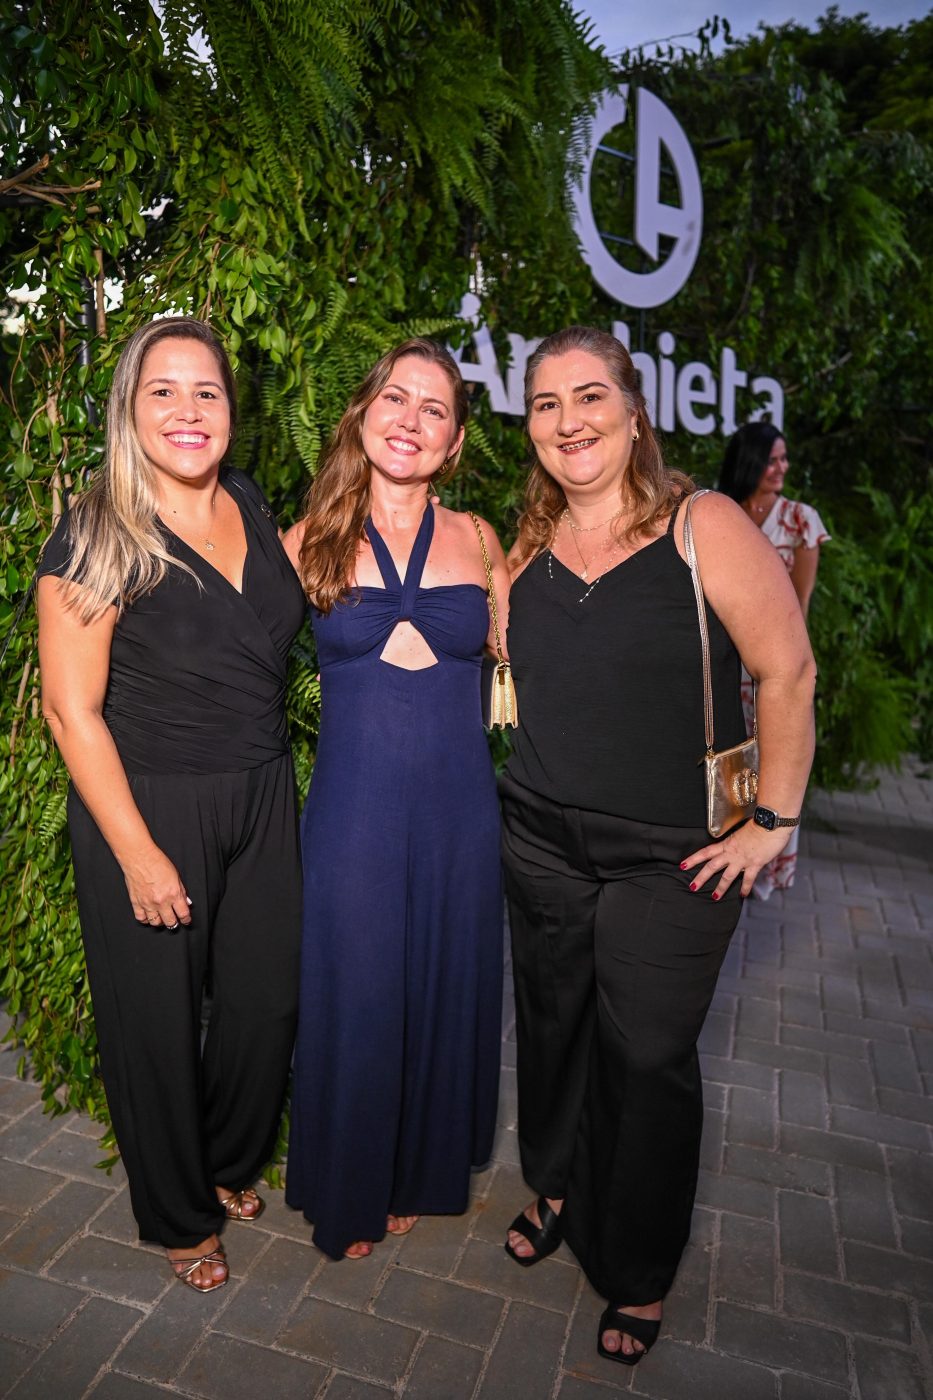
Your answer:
[37,319,305,1292]
[501,328,816,1365]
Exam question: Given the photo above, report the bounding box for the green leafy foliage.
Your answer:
[0,0,609,1137]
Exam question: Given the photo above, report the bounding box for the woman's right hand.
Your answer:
[122,846,192,929]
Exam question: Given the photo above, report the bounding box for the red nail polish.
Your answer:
[712,892,720,901]
[679,862,688,870]
[689,883,697,892]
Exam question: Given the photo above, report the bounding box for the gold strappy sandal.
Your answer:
[219,1188,265,1221]
[170,1246,228,1292]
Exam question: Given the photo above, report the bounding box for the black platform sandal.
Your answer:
[596,1305,661,1366]
[503,1196,563,1268]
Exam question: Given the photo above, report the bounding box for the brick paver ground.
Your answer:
[2,760,931,1399]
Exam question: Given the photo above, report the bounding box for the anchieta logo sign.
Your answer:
[454,87,784,437]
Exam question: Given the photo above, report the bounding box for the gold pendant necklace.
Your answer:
[171,488,218,550]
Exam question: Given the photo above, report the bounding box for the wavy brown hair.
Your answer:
[57,317,237,621]
[298,338,468,613]
[512,325,692,568]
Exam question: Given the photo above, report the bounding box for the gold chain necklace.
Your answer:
[562,506,623,533]
[559,513,622,584]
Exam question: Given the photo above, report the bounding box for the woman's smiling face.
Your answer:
[527,348,638,497]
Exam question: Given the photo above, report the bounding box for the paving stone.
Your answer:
[306,1245,391,1308]
[374,1268,503,1347]
[29,1128,128,1189]
[0,1337,37,1395]
[780,1124,884,1172]
[878,1088,933,1127]
[825,1012,909,1045]
[625,1339,779,1399]
[699,1055,775,1091]
[0,1161,63,1216]
[844,1241,933,1304]
[394,1204,477,1278]
[456,1237,579,1313]
[716,1215,775,1307]
[87,1374,178,1400]
[778,1070,827,1129]
[89,1186,143,1246]
[826,1055,877,1110]
[695,1170,776,1221]
[0,1269,85,1344]
[697,1010,733,1058]
[778,1374,850,1400]
[8,1295,141,1400]
[48,1234,166,1304]
[114,1272,225,1383]
[737,998,779,1042]
[835,1165,897,1249]
[0,1106,64,1165]
[851,1337,928,1400]
[887,1147,933,1221]
[558,1377,635,1399]
[783,1271,911,1343]
[403,1335,483,1400]
[780,989,823,1029]
[871,1041,923,1095]
[659,1238,711,1346]
[478,1301,566,1397]
[734,1040,825,1075]
[698,1107,725,1171]
[778,1192,839,1278]
[829,1105,930,1151]
[176,1332,328,1400]
[279,1296,419,1386]
[322,1376,392,1399]
[723,1144,831,1194]
[212,1236,316,1345]
[899,1216,933,1260]
[0,1181,109,1272]
[0,1079,42,1115]
[714,1302,847,1385]
[727,1087,776,1150]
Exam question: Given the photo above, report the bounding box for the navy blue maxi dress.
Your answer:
[285,504,503,1258]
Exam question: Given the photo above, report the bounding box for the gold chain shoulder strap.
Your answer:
[468,511,505,663]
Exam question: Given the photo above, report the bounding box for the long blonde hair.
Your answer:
[59,318,237,622]
[298,338,469,613]
[512,325,692,567]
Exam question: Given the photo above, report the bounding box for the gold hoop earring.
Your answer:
[632,428,640,442]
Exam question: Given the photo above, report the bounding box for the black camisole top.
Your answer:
[37,468,306,776]
[504,520,748,828]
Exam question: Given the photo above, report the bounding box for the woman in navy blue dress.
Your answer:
[283,339,508,1259]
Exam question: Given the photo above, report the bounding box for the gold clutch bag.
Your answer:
[469,513,518,730]
[684,491,758,838]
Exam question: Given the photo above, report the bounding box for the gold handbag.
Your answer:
[683,491,759,838]
[469,512,518,730]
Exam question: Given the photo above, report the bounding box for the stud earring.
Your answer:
[632,428,639,441]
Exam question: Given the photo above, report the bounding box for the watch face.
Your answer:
[754,807,777,831]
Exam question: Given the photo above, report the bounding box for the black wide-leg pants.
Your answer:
[67,753,302,1248]
[500,774,742,1305]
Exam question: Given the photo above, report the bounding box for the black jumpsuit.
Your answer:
[38,469,305,1248]
[502,513,747,1305]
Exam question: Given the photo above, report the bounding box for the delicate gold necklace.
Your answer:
[562,506,623,533]
[559,513,622,584]
[171,489,218,550]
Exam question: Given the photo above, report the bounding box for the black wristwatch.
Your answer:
[753,806,800,832]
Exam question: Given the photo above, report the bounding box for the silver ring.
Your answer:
[167,921,180,930]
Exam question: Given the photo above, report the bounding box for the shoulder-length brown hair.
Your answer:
[512,325,692,568]
[297,338,468,613]
[58,317,237,621]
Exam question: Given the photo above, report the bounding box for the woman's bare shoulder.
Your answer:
[281,518,307,571]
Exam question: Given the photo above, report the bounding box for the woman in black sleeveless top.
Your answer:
[37,319,305,1294]
[501,328,816,1366]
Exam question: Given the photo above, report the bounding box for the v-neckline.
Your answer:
[159,477,250,596]
[547,531,668,595]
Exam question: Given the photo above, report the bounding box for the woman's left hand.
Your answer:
[681,822,795,899]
